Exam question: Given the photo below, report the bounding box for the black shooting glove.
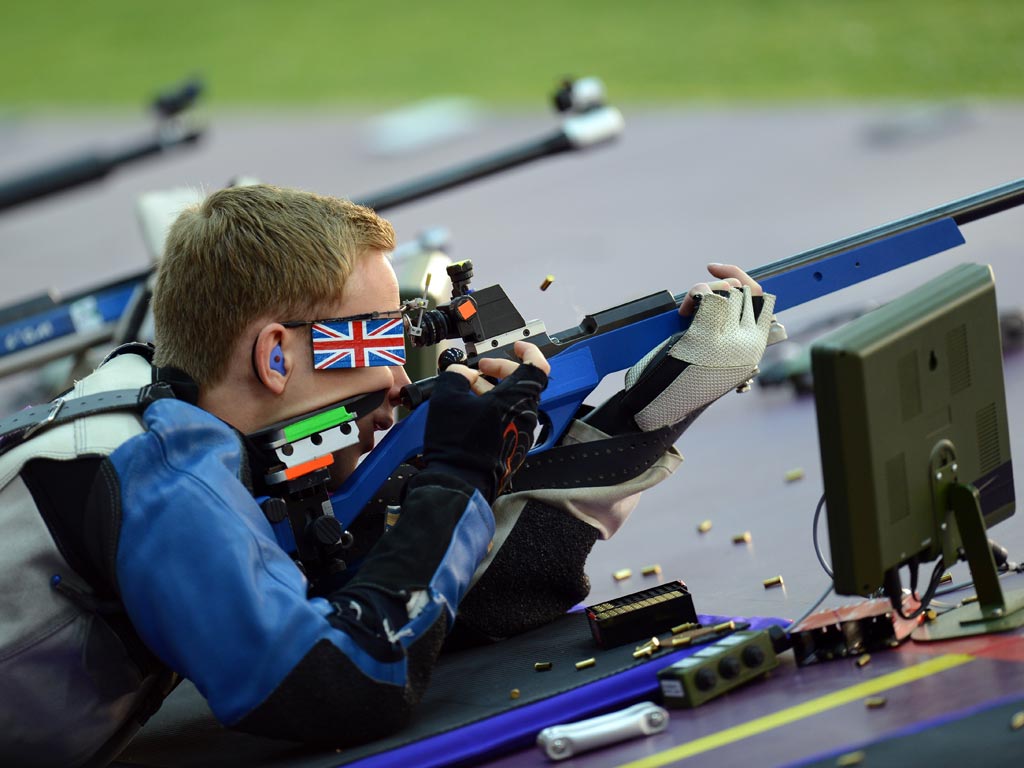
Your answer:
[420,364,548,502]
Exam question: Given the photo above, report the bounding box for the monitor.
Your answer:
[811,262,1022,640]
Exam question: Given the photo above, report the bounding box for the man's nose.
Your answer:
[387,365,412,406]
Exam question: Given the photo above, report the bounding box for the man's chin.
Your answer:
[325,434,377,490]
[327,447,363,488]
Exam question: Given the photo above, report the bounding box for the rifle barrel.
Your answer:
[358,105,622,212]
[749,176,1024,283]
[0,129,202,213]
[358,132,571,212]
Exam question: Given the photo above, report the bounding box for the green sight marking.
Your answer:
[283,405,354,443]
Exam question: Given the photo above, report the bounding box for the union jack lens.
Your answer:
[311,318,406,369]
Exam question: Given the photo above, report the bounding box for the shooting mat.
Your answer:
[113,613,784,768]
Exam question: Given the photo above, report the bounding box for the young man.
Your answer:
[0,184,775,765]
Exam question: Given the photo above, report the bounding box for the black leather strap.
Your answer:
[0,381,175,448]
[508,424,681,492]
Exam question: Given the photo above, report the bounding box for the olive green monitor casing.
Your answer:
[812,263,1015,597]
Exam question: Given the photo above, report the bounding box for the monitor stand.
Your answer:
[913,482,1024,641]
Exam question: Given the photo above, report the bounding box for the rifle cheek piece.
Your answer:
[248,389,387,593]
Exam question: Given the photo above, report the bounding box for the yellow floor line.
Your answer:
[618,653,974,768]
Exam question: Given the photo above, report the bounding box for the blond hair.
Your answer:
[152,184,395,385]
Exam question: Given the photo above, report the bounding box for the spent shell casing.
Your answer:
[712,621,736,633]
[671,635,692,648]
[633,636,660,656]
[641,564,662,576]
[697,520,712,534]
[510,688,521,699]
[784,468,805,483]
[864,696,887,709]
[612,568,633,581]
[855,654,871,668]
[671,622,699,635]
[533,661,552,672]
[540,275,555,291]
[732,531,752,544]
[1011,711,1024,730]
[763,575,784,589]
[836,751,866,766]
[575,657,596,670]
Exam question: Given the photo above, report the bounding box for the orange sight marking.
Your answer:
[284,453,334,480]
[457,302,477,320]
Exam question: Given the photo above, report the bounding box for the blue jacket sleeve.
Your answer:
[107,399,493,728]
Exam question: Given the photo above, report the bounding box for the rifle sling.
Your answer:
[0,383,175,450]
[511,425,679,493]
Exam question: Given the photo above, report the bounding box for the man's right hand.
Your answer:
[419,341,549,502]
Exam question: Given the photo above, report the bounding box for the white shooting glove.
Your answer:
[624,286,780,432]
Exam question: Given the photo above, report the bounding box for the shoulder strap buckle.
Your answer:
[20,398,65,441]
[138,380,176,406]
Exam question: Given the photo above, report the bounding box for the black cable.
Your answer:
[918,538,1022,598]
[891,558,946,621]
[908,557,920,598]
[936,564,1023,598]
[935,579,978,597]
[784,582,835,633]
[812,493,833,579]
[815,489,1021,608]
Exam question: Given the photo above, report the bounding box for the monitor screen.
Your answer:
[811,262,1015,598]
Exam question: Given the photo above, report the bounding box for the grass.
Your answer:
[1,0,1022,109]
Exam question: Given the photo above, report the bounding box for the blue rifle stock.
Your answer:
[327,176,1024,529]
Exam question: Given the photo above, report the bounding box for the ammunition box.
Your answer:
[586,580,697,649]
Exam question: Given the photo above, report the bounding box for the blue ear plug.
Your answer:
[269,343,286,375]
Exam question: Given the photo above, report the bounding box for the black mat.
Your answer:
[115,612,770,767]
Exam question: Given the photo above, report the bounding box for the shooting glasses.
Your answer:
[280,299,428,371]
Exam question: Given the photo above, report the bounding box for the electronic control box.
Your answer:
[657,629,779,708]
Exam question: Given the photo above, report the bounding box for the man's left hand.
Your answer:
[623,263,778,432]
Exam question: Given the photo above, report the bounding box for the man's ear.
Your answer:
[252,324,291,395]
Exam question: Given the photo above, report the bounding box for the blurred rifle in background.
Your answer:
[0,78,205,214]
[0,77,623,387]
